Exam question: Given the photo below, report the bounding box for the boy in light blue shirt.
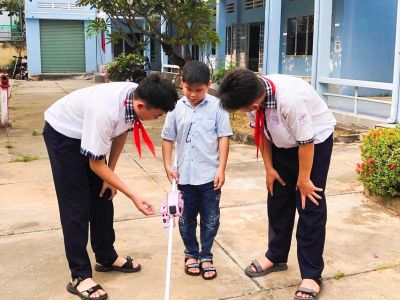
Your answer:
[161,61,232,280]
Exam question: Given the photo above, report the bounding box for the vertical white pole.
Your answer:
[164,144,178,300]
[1,88,9,126]
[164,215,174,300]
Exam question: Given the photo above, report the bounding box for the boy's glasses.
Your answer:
[186,122,193,143]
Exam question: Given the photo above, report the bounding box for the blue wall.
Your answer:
[340,0,396,83]
[25,18,41,74]
[331,0,397,96]
[280,0,314,76]
[226,0,265,26]
[329,0,344,79]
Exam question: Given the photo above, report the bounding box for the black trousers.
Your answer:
[43,122,118,279]
[265,135,333,280]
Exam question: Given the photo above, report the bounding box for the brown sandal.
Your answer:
[184,257,201,276]
[200,260,217,280]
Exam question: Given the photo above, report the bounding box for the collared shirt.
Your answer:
[44,82,138,160]
[124,89,137,132]
[260,76,277,109]
[248,74,336,149]
[161,93,233,185]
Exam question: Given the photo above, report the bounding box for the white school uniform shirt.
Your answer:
[248,74,336,148]
[44,82,137,160]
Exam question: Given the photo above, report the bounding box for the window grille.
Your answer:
[227,3,234,13]
[244,0,265,10]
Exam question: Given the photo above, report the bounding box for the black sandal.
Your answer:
[293,278,323,300]
[66,277,108,300]
[244,259,288,277]
[95,256,141,273]
[184,257,201,276]
[200,260,217,280]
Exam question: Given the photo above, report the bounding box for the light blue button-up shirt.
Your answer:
[161,93,233,185]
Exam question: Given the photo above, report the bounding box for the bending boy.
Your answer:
[43,74,178,300]
[218,69,336,300]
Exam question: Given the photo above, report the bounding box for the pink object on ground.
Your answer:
[160,190,184,229]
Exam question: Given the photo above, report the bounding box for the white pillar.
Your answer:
[1,87,9,126]
[312,0,333,99]
[388,0,400,123]
[161,17,169,70]
[216,0,227,69]
[263,0,282,75]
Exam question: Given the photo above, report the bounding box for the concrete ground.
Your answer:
[0,80,399,300]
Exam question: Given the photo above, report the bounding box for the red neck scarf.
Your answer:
[124,99,156,158]
[254,77,276,160]
[254,107,265,160]
[133,118,156,158]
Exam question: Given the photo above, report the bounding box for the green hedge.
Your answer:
[356,127,400,198]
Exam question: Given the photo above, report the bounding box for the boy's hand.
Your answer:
[132,196,156,216]
[214,169,225,190]
[266,168,286,196]
[165,166,179,184]
[296,178,323,209]
[100,181,117,200]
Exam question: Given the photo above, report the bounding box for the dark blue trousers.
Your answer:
[266,135,333,280]
[43,122,118,280]
[178,182,221,262]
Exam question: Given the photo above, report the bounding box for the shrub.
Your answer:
[210,61,236,84]
[5,57,16,75]
[105,53,145,82]
[356,127,400,198]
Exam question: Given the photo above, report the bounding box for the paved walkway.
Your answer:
[0,80,399,299]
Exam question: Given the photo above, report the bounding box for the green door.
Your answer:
[40,20,85,73]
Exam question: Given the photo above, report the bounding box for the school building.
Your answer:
[211,0,400,125]
[24,0,400,125]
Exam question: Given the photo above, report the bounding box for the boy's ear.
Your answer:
[207,80,212,88]
[133,99,146,111]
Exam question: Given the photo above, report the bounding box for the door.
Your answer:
[40,20,85,73]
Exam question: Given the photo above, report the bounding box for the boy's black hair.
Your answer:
[134,73,178,112]
[218,68,265,111]
[181,61,210,85]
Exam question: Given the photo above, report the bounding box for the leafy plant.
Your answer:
[11,155,39,163]
[210,61,236,84]
[105,53,145,82]
[5,58,16,74]
[77,0,220,68]
[356,127,400,198]
[333,271,345,280]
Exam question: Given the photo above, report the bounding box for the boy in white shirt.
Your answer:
[218,69,336,300]
[43,74,178,300]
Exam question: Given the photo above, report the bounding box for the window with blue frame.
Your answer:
[286,15,314,56]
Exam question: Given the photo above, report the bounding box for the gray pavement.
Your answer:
[0,80,399,300]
